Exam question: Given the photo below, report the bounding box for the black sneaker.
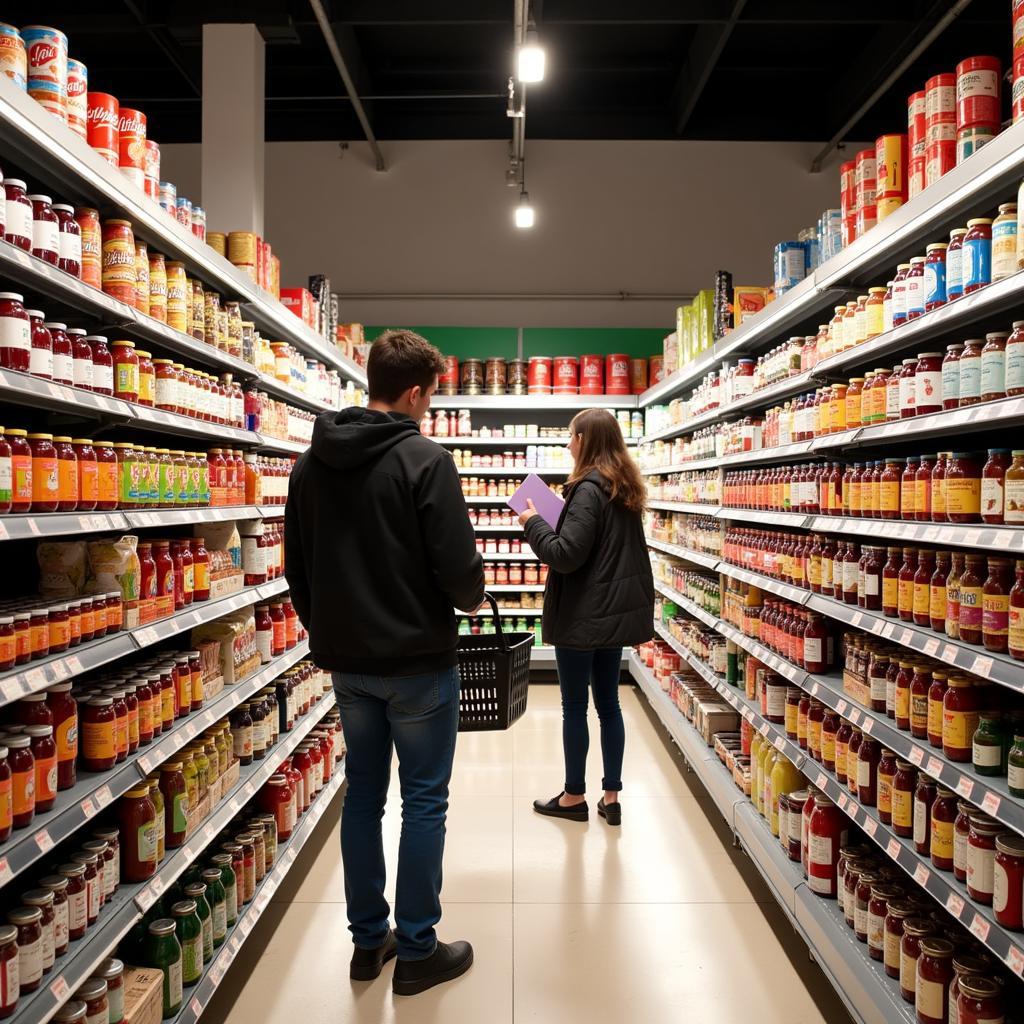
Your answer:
[350,929,398,980]
[532,793,589,821]
[597,798,621,826]
[393,940,474,996]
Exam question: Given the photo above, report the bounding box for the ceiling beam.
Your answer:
[670,0,746,136]
[121,0,202,95]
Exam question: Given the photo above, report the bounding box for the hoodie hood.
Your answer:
[310,407,420,471]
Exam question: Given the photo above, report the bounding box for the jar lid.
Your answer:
[210,853,233,865]
[75,977,108,1001]
[0,924,16,944]
[58,862,86,877]
[995,833,1024,857]
[82,840,108,856]
[27,432,53,440]
[949,227,967,237]
[112,339,135,347]
[26,194,52,203]
[7,905,42,924]
[52,1002,87,1023]
[958,975,1001,999]
[183,883,207,898]
[925,242,948,251]
[96,957,125,982]
[21,888,54,907]
[966,218,994,226]
[24,724,53,739]
[148,918,176,936]
[89,696,114,706]
[38,875,68,892]
[172,899,197,916]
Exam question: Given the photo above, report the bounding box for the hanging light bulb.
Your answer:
[517,29,545,83]
[515,191,535,229]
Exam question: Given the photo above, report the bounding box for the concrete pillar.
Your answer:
[201,23,265,236]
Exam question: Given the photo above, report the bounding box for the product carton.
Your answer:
[280,287,315,326]
[123,966,164,1024]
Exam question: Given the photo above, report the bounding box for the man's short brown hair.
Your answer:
[367,329,446,402]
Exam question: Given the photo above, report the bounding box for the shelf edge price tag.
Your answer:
[816,771,828,789]
[80,796,97,819]
[971,655,994,676]
[864,817,878,837]
[946,893,965,918]
[913,863,930,886]
[955,777,974,799]
[926,756,944,778]
[35,829,54,853]
[1005,945,1024,978]
[862,717,873,735]
[941,645,958,664]
[970,914,991,942]
[887,838,901,859]
[0,858,11,888]
[909,745,925,767]
[982,791,1002,816]
[50,975,70,1002]
[924,638,940,657]
[95,785,113,809]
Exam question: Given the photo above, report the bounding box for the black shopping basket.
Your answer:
[456,594,534,731]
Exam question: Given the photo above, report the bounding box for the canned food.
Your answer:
[461,359,483,395]
[630,357,648,394]
[925,140,955,188]
[956,125,997,164]
[76,208,101,289]
[854,149,877,209]
[101,220,137,305]
[227,231,257,267]
[553,356,579,395]
[839,161,856,217]
[86,93,119,167]
[605,354,631,395]
[148,253,167,322]
[875,134,907,200]
[528,356,552,394]
[908,154,926,199]
[484,358,507,395]
[907,91,926,156]
[117,108,147,189]
[207,232,227,257]
[165,262,189,333]
[23,25,67,122]
[158,181,176,215]
[191,206,206,242]
[877,197,904,222]
[175,196,192,229]
[0,23,26,89]
[1014,55,1024,123]
[956,56,1001,130]
[144,141,160,199]
[579,354,603,395]
[507,359,528,394]
[66,59,87,139]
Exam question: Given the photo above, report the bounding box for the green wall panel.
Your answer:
[366,325,664,361]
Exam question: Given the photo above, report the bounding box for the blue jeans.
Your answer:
[332,666,459,960]
[555,647,624,796]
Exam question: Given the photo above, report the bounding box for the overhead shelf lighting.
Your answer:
[517,29,545,83]
[515,191,535,229]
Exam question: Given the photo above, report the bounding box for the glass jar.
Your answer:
[88,336,113,396]
[159,762,188,850]
[3,179,32,250]
[956,975,1004,1024]
[982,557,1012,653]
[884,900,917,980]
[74,978,107,1023]
[20,890,54,976]
[28,195,59,265]
[966,813,1002,904]
[930,787,957,871]
[915,937,954,1024]
[981,332,1009,402]
[144,919,182,1018]
[962,218,993,294]
[913,777,936,856]
[95,959,125,1024]
[806,794,846,897]
[118,784,157,882]
[915,352,943,415]
[7,907,43,994]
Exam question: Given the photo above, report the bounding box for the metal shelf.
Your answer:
[645,537,720,570]
[171,765,346,1024]
[431,394,637,410]
[807,516,1024,555]
[484,584,545,592]
[457,608,543,617]
[257,436,309,455]
[0,578,288,708]
[470,524,522,532]
[0,642,310,889]
[465,495,519,505]
[9,692,336,1024]
[651,579,720,630]
[0,77,365,385]
[717,507,811,528]
[647,500,720,516]
[479,552,541,561]
[457,466,569,477]
[253,372,333,414]
[639,116,1024,411]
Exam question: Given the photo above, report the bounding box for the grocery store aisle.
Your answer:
[204,684,850,1024]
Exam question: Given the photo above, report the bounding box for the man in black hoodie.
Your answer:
[285,329,484,995]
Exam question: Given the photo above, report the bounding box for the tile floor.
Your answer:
[202,684,852,1024]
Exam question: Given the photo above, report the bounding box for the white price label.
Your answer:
[135,627,159,646]
[924,639,940,657]
[982,792,1002,816]
[883,623,896,639]
[35,829,53,853]
[0,677,24,702]
[1005,946,1024,977]
[811,683,820,696]
[80,797,97,819]
[759,722,770,737]
[138,754,154,775]
[25,666,46,688]
[852,612,863,627]
[50,976,70,1002]
[774,735,786,752]
[971,655,994,676]
[0,858,11,887]
[95,785,112,809]
[909,746,925,766]
[870,619,884,635]
[994,531,1015,548]
[946,893,965,918]
[956,777,975,799]
[849,709,861,724]
[837,700,848,714]
[970,914,991,942]
[190,998,203,1016]
[914,863,930,886]
[964,529,982,546]
[65,655,82,674]
[0,521,8,540]
[887,838,901,859]
[927,757,944,778]
[864,817,878,837]
[900,629,912,645]
[816,772,828,789]
[941,645,958,664]
[862,718,873,734]
[838,793,849,811]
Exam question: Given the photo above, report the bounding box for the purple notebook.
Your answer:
[506,473,566,529]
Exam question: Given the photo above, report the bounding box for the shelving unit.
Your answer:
[9,691,337,1024]
[629,654,914,1024]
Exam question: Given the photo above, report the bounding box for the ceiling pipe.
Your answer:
[809,0,974,172]
[308,0,386,171]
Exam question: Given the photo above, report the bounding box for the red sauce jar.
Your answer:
[37,876,69,958]
[111,340,139,403]
[28,195,59,265]
[993,832,1024,930]
[53,437,78,512]
[7,907,42,994]
[52,204,81,278]
[915,937,954,1024]
[3,179,32,251]
[57,862,88,941]
[27,311,52,380]
[26,724,57,813]
[87,336,113,396]
[806,793,846,897]
[929,786,957,871]
[868,884,902,962]
[926,670,948,748]
[913,777,936,855]
[877,749,898,825]
[956,975,1004,1024]
[954,801,973,883]
[69,852,101,924]
[69,329,93,391]
[80,696,117,772]
[884,900,917,980]
[7,735,35,829]
[946,452,982,524]
[0,293,31,372]
[856,735,881,806]
[966,813,1002,904]
[910,664,931,740]
[20,890,54,976]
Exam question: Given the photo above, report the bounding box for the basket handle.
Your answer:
[479,592,509,651]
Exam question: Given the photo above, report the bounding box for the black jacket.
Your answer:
[523,471,655,650]
[284,408,484,675]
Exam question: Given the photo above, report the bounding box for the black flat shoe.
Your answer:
[350,929,398,980]
[393,940,474,995]
[598,798,621,826]
[533,793,588,821]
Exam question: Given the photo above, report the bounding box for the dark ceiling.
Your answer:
[3,0,1014,145]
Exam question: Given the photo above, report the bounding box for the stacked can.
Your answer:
[0,23,26,88]
[924,73,956,188]
[839,160,856,246]
[907,90,926,199]
[579,354,603,395]
[853,148,877,237]
[605,354,631,396]
[22,25,67,123]
[86,93,119,167]
[65,58,86,139]
[144,141,160,200]
[117,108,147,190]
[874,134,907,222]
[955,56,1001,163]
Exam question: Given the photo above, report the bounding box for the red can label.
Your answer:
[553,356,579,393]
[649,355,664,384]
[605,353,631,395]
[439,355,459,388]
[66,58,87,139]
[956,57,1001,131]
[579,354,603,394]
[144,140,161,198]
[87,93,120,167]
[1014,57,1024,123]
[528,356,552,393]
[118,108,147,188]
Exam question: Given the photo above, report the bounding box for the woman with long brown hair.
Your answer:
[519,407,655,826]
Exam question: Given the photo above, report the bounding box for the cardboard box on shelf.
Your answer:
[123,966,164,1024]
[280,287,315,326]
